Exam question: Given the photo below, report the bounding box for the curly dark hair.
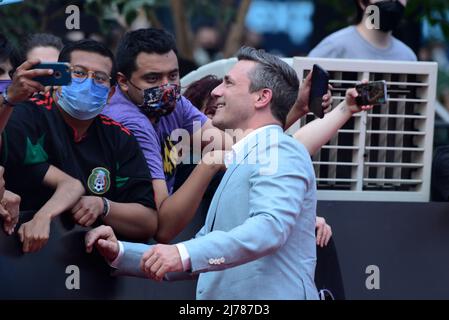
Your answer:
[183,75,222,110]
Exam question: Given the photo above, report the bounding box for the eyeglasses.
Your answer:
[71,65,112,86]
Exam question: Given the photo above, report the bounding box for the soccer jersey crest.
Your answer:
[87,167,111,195]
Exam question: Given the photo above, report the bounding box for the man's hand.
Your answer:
[85,225,119,262]
[344,82,373,114]
[0,190,21,235]
[72,196,104,227]
[6,59,52,105]
[140,244,183,281]
[316,216,332,248]
[201,150,228,171]
[295,71,333,117]
[17,212,51,253]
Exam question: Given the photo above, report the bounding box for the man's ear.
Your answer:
[107,86,116,103]
[117,72,128,92]
[254,88,272,110]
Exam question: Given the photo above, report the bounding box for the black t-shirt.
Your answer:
[431,145,449,201]
[1,93,156,211]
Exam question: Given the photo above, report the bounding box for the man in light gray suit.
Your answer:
[85,46,319,299]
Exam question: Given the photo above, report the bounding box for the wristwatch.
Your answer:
[1,87,15,107]
[102,197,111,218]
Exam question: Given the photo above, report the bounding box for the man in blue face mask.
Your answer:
[0,39,158,253]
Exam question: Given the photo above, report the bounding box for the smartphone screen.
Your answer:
[309,64,329,119]
[355,80,388,106]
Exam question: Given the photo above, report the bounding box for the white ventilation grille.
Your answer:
[294,58,438,202]
[181,57,438,202]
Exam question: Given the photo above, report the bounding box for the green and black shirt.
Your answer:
[1,93,156,212]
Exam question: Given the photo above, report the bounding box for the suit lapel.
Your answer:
[206,139,260,232]
[205,126,283,232]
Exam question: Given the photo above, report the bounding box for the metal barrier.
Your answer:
[0,207,207,299]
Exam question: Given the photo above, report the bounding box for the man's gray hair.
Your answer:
[237,46,299,127]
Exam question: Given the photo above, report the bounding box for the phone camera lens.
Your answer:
[55,71,61,79]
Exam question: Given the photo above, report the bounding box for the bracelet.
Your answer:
[1,87,15,107]
[102,197,111,218]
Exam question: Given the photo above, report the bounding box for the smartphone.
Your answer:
[355,80,388,106]
[32,62,71,86]
[309,64,329,119]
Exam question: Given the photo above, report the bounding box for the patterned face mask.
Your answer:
[138,83,181,119]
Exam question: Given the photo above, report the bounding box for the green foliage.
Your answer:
[0,0,93,48]
[407,0,449,41]
[84,0,162,27]
[0,0,447,49]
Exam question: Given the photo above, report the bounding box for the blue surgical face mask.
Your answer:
[0,79,12,94]
[57,78,109,120]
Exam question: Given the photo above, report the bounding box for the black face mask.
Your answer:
[205,47,220,58]
[374,0,405,32]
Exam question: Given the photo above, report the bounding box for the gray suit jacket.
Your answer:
[114,126,318,300]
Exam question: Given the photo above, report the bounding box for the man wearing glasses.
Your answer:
[0,39,157,253]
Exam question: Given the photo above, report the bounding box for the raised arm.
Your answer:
[293,88,371,156]
[0,59,52,133]
[154,151,224,243]
[284,71,332,130]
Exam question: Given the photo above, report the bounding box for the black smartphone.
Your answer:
[32,62,71,86]
[355,80,388,106]
[309,64,329,119]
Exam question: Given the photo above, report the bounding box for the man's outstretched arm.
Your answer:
[154,151,224,243]
[293,88,372,156]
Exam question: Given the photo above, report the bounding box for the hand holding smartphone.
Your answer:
[32,62,71,87]
[309,64,330,118]
[355,80,388,106]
